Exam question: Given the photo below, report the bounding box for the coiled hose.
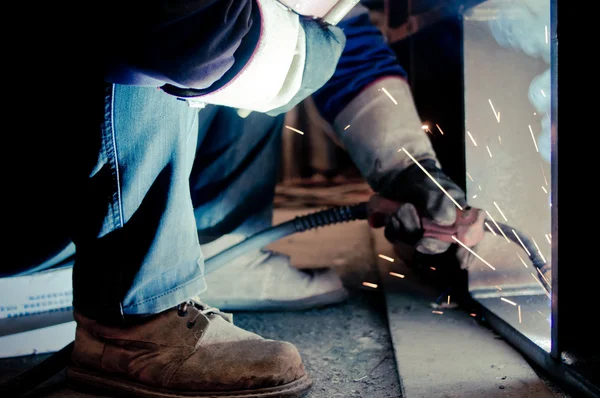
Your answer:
[1,203,550,397]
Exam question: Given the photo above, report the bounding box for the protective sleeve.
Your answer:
[103,0,258,90]
[312,6,408,124]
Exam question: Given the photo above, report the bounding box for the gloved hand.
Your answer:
[380,159,467,254]
[332,76,468,255]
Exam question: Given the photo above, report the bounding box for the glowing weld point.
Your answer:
[285,125,304,135]
[422,125,429,130]
[400,148,464,210]
[493,201,508,222]
[344,125,351,130]
[389,272,405,278]
[541,90,546,97]
[501,297,517,306]
[486,211,510,243]
[378,254,394,262]
[531,273,551,298]
[528,125,539,152]
[518,305,522,323]
[485,222,497,236]
[545,234,551,244]
[517,253,528,268]
[432,311,444,315]
[452,236,496,270]
[436,124,445,135]
[542,186,548,194]
[486,146,493,158]
[467,172,474,181]
[512,229,531,256]
[467,131,478,146]
[362,282,378,289]
[381,87,398,105]
[495,285,502,291]
[545,25,549,44]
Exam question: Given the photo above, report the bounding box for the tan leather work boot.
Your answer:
[67,299,311,397]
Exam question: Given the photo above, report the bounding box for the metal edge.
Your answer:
[473,301,600,398]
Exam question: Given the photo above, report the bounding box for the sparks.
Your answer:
[498,135,502,144]
[548,233,552,238]
[381,87,398,105]
[467,131,478,146]
[541,89,546,97]
[531,273,551,298]
[452,236,496,270]
[485,222,497,236]
[528,125,539,152]
[389,272,405,278]
[422,125,429,130]
[472,194,477,199]
[478,185,482,191]
[488,99,500,122]
[432,310,444,315]
[378,254,394,262]
[493,201,508,221]
[400,148,464,210]
[542,186,548,194]
[436,124,445,135]
[470,313,477,317]
[495,285,502,291]
[501,297,517,306]
[541,163,548,186]
[344,125,351,130]
[545,25,549,44]
[486,145,493,158]
[430,267,436,271]
[467,172,474,181]
[486,211,510,243]
[447,296,451,305]
[362,282,378,289]
[517,253,528,268]
[545,234,551,244]
[497,112,501,123]
[285,125,304,135]
[518,305,522,323]
[536,267,551,286]
[512,229,531,256]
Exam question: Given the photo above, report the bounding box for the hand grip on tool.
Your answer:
[366,194,486,248]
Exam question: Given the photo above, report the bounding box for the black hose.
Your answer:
[0,203,369,397]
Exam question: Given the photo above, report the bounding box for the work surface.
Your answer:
[1,206,570,398]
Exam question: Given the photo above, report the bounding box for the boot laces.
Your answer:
[177,297,232,328]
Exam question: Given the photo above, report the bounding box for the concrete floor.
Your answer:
[0,202,572,398]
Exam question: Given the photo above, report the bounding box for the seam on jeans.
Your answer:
[109,84,125,227]
[122,273,205,309]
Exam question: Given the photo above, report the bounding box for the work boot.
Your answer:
[67,298,311,398]
[200,235,348,311]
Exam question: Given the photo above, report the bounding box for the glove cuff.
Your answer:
[332,76,439,192]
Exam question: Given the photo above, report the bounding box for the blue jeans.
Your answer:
[13,83,283,323]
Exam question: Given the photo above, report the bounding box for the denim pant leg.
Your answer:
[192,107,285,243]
[72,83,207,323]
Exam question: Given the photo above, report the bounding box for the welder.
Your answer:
[7,1,470,397]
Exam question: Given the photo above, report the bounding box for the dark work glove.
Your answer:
[380,159,467,254]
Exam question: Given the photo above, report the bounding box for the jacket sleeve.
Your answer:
[103,0,258,90]
[312,5,408,124]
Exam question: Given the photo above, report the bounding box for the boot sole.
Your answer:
[67,366,312,398]
[204,288,349,312]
